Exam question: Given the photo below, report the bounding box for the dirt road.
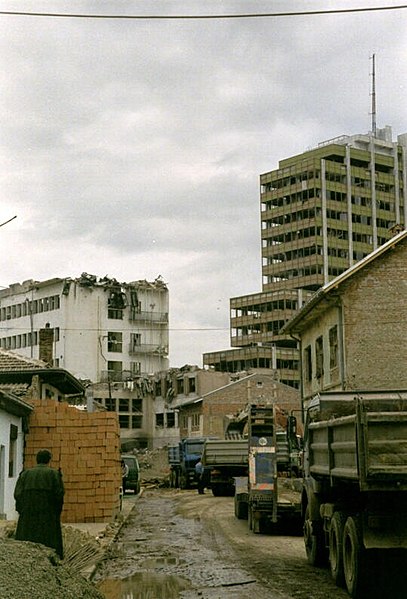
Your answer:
[94,488,349,599]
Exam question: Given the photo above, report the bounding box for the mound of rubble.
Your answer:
[0,537,104,599]
[136,446,171,487]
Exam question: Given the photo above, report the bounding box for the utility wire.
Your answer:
[0,4,407,20]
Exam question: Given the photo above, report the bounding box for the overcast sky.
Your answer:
[0,1,406,368]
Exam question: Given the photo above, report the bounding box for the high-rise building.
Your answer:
[204,127,407,387]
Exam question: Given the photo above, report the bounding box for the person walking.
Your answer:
[195,458,205,494]
[14,449,65,559]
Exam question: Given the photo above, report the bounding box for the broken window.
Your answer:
[177,378,184,395]
[105,397,116,411]
[108,331,123,352]
[130,333,142,352]
[156,413,164,427]
[166,412,175,428]
[107,361,122,382]
[315,336,324,379]
[133,399,142,413]
[188,377,196,394]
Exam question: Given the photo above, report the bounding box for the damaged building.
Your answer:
[204,127,407,387]
[0,274,169,449]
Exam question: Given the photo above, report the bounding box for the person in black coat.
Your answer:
[14,449,65,559]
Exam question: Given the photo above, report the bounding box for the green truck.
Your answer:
[302,391,407,598]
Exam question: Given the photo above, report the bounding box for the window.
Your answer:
[105,398,116,411]
[130,333,142,351]
[166,412,175,428]
[329,326,339,370]
[188,378,196,394]
[156,413,164,427]
[119,415,130,429]
[108,308,123,319]
[304,345,312,382]
[108,331,123,352]
[133,399,142,413]
[155,380,162,396]
[315,336,324,379]
[9,424,18,477]
[119,398,129,411]
[177,378,184,395]
[107,361,122,382]
[130,361,141,375]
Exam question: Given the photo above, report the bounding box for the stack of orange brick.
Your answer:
[23,399,121,523]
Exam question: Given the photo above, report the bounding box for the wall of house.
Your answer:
[179,374,300,439]
[341,241,407,390]
[24,399,121,523]
[300,304,342,401]
[0,411,25,520]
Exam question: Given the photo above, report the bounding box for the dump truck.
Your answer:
[302,390,407,598]
[168,437,213,489]
[232,404,303,533]
[201,438,248,496]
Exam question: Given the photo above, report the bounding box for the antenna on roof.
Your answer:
[370,53,377,137]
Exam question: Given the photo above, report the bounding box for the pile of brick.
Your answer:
[24,399,121,523]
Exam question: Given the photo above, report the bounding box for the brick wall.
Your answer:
[341,242,407,390]
[24,399,121,523]
[179,374,301,439]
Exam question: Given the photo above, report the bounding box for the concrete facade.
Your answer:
[204,128,407,389]
[178,372,300,440]
[281,230,407,404]
[0,273,169,381]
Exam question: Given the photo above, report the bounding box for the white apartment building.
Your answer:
[0,273,169,382]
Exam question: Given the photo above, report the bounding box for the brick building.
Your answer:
[178,372,300,439]
[281,229,407,405]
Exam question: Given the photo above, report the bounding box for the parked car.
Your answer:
[122,454,140,494]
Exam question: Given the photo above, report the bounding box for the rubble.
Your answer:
[0,538,104,599]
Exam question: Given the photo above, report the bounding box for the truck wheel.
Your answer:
[304,505,326,566]
[329,511,346,587]
[343,516,368,598]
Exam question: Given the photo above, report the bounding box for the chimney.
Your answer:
[39,324,54,365]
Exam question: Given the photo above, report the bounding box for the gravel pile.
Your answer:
[0,538,105,599]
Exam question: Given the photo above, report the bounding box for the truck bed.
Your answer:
[308,395,407,490]
[202,439,247,467]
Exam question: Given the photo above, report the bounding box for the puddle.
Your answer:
[97,571,191,599]
[141,556,186,568]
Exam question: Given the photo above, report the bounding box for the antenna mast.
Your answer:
[370,53,377,137]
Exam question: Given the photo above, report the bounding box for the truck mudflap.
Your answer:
[363,511,407,549]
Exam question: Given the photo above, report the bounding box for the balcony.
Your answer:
[129,310,168,324]
[128,343,168,355]
[101,370,140,383]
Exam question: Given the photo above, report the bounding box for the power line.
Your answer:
[0,4,407,20]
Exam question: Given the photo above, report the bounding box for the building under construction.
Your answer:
[204,127,407,387]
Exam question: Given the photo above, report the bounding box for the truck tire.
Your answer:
[329,511,346,587]
[342,515,369,598]
[304,505,326,566]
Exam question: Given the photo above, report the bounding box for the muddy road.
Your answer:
[93,488,351,599]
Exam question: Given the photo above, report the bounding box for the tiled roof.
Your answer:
[0,349,49,372]
[0,383,29,397]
